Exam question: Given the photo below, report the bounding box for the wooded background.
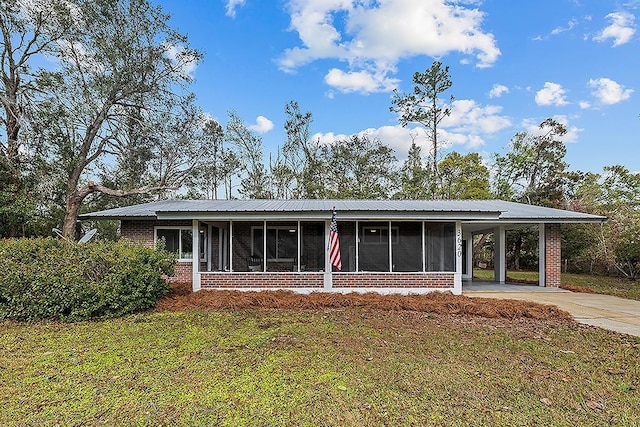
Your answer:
[1,0,638,279]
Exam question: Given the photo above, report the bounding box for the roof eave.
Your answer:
[155,210,503,221]
[78,214,158,220]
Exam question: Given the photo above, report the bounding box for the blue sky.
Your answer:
[157,0,639,174]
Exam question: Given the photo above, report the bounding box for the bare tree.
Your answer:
[283,100,321,198]
[225,111,268,199]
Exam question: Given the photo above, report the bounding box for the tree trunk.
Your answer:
[2,69,22,163]
[62,190,87,238]
[61,181,174,238]
[513,236,522,270]
[472,233,488,260]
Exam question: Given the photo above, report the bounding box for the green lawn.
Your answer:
[561,273,640,301]
[473,270,640,301]
[2,309,639,426]
[473,269,539,284]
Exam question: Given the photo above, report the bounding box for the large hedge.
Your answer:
[0,238,176,321]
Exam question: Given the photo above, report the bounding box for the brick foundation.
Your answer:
[545,223,561,287]
[201,272,324,289]
[167,262,192,284]
[333,272,454,289]
[199,271,455,291]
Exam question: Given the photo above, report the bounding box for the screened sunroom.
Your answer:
[191,220,457,274]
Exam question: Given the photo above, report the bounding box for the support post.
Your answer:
[462,231,473,280]
[324,219,332,290]
[192,219,201,292]
[544,223,562,287]
[538,224,546,287]
[494,226,506,284]
[454,221,463,295]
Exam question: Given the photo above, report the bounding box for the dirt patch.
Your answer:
[560,283,596,294]
[157,283,573,322]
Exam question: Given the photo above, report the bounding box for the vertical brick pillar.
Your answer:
[544,223,561,287]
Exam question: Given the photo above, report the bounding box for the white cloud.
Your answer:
[19,0,84,25]
[314,126,426,158]
[552,115,581,143]
[593,11,636,46]
[535,82,569,106]
[521,115,581,143]
[165,44,199,78]
[588,77,634,105]
[279,0,500,94]
[225,0,246,18]
[437,99,511,148]
[249,116,274,133]
[488,84,509,98]
[551,19,578,35]
[312,131,350,148]
[315,98,511,157]
[579,100,591,109]
[324,68,399,93]
[59,40,106,74]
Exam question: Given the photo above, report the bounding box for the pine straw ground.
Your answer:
[156,282,573,322]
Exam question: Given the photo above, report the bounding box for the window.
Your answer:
[424,222,455,272]
[301,222,325,271]
[392,222,422,272]
[156,227,193,260]
[361,225,399,244]
[252,226,298,261]
[358,222,389,271]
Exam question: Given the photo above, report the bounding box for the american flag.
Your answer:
[329,209,342,271]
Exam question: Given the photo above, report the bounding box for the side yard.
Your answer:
[473,270,640,301]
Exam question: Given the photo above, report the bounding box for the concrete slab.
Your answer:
[463,281,569,293]
[465,289,640,338]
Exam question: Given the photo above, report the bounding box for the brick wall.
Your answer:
[231,221,261,271]
[333,272,454,289]
[169,262,192,284]
[121,219,192,247]
[545,223,561,287]
[210,227,220,269]
[121,220,193,284]
[201,272,324,289]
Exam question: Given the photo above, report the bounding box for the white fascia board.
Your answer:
[470,217,606,225]
[155,211,501,222]
[79,214,157,220]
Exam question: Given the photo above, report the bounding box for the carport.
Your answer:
[461,202,606,288]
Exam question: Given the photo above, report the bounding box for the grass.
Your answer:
[473,269,539,283]
[2,309,639,426]
[561,273,640,301]
[473,270,640,301]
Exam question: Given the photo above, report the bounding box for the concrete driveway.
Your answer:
[465,284,640,337]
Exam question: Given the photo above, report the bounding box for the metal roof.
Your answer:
[79,199,607,223]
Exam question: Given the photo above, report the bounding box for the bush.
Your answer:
[0,238,176,321]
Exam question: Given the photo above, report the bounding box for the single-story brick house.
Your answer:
[80,199,606,295]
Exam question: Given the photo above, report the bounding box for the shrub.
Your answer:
[0,238,175,321]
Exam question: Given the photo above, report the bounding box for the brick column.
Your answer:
[544,223,561,287]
